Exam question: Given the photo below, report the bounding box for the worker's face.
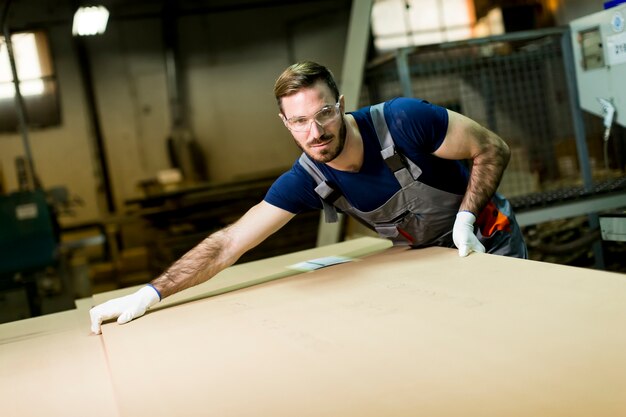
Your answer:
[279,81,346,164]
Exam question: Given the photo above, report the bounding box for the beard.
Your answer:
[296,117,347,164]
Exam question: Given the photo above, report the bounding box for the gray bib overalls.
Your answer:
[298,103,527,258]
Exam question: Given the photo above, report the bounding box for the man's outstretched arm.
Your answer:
[90,201,295,334]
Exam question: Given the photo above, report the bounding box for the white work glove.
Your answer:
[90,285,161,334]
[452,211,486,257]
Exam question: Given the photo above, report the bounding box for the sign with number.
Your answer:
[607,31,626,65]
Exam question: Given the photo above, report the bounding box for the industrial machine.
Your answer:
[570,3,626,247]
[570,2,626,129]
[0,188,58,316]
[571,1,626,172]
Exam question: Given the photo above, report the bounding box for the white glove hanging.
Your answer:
[452,211,486,257]
[90,285,161,334]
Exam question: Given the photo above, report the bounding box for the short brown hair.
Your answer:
[274,61,340,112]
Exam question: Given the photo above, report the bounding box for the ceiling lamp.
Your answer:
[72,6,110,36]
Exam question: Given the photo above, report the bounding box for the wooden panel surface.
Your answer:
[3,239,625,416]
[100,247,626,417]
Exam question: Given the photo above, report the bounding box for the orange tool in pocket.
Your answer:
[476,201,511,237]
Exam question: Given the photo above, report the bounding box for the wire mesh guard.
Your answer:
[360,29,624,199]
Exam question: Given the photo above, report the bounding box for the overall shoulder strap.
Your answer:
[297,154,341,223]
[369,102,421,185]
[369,102,394,153]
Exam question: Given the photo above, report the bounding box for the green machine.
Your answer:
[0,190,58,315]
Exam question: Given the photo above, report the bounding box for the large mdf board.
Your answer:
[100,247,626,417]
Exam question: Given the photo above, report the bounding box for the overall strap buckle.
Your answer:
[298,153,341,223]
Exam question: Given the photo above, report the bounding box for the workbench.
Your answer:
[2,237,626,417]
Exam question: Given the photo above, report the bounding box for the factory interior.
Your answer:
[1,0,624,321]
[3,0,626,414]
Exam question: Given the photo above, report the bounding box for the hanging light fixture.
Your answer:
[72,6,110,36]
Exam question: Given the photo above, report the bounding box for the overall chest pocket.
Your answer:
[347,180,461,247]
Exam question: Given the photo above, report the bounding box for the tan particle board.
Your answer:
[100,247,626,416]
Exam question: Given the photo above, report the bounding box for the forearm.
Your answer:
[89,202,293,333]
[150,227,238,299]
[459,129,510,215]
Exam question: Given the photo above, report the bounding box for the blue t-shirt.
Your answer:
[264,97,469,214]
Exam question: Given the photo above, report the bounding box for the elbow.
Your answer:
[499,139,511,168]
[485,130,510,169]
[476,133,510,171]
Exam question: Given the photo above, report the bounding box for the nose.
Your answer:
[309,119,324,138]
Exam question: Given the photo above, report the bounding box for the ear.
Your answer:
[339,94,345,112]
[278,113,286,124]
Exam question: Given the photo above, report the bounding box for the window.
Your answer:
[371,0,504,52]
[0,30,60,131]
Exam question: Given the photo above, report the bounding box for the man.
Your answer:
[90,61,527,334]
